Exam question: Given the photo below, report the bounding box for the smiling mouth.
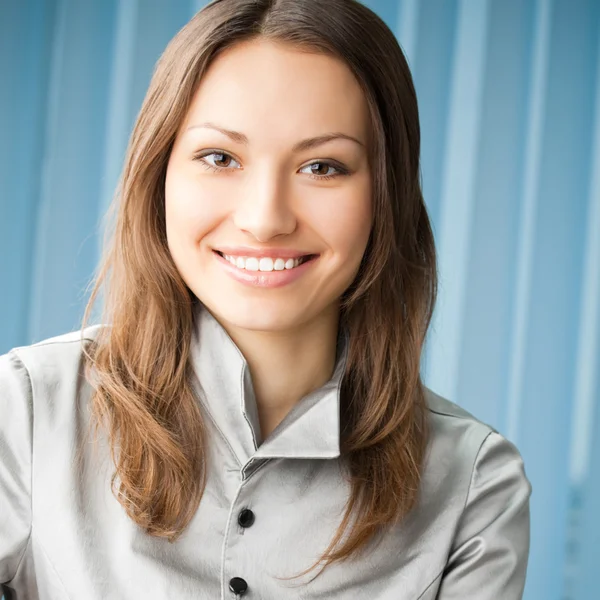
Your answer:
[214,251,318,271]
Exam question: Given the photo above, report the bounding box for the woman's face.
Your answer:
[165,38,372,333]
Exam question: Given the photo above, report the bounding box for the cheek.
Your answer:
[311,182,372,263]
[164,169,221,250]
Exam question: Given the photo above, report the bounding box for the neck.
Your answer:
[220,303,340,439]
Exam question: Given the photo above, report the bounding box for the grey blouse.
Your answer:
[0,304,531,599]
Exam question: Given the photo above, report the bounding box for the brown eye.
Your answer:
[310,162,332,176]
[195,151,241,172]
[300,160,348,180]
[213,153,231,167]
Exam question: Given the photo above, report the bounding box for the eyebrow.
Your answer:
[185,122,365,152]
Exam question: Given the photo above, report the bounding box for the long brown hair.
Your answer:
[82,0,437,582]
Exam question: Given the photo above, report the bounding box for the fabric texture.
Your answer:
[0,303,531,599]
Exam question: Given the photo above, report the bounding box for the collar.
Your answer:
[189,301,349,466]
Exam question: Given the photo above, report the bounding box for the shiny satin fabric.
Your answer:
[0,304,531,599]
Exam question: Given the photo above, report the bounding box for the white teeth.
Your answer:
[245,257,259,271]
[222,254,307,271]
[259,257,273,271]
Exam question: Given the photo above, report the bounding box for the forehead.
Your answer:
[181,38,371,146]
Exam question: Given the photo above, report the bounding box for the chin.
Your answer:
[200,295,310,333]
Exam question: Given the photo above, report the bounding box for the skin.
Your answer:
[165,38,372,440]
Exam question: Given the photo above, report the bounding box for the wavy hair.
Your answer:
[82,0,437,582]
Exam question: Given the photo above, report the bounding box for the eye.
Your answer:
[194,150,241,172]
[299,161,348,180]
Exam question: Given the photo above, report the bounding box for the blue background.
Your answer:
[1,1,599,598]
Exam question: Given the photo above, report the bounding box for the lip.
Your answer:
[213,246,315,259]
[213,250,318,288]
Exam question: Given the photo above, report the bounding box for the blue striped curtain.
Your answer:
[1,1,599,598]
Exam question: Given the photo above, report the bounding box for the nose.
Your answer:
[232,169,297,242]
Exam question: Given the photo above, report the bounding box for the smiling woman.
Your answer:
[0,0,531,599]
[164,39,373,425]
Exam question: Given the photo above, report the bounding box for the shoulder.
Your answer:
[418,388,531,596]
[421,386,529,502]
[0,325,108,583]
[424,385,498,453]
[5,324,105,388]
[8,324,104,371]
[1,324,106,427]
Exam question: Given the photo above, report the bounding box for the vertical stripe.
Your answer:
[0,0,57,353]
[395,0,420,68]
[506,0,552,446]
[98,0,139,228]
[423,0,490,400]
[569,21,600,486]
[455,0,536,432]
[89,0,139,326]
[28,0,70,340]
[411,0,458,254]
[519,1,599,597]
[28,0,118,342]
[568,17,600,600]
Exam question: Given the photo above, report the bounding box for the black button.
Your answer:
[238,508,255,528]
[229,577,248,595]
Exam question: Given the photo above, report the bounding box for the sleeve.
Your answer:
[0,350,33,584]
[435,430,532,600]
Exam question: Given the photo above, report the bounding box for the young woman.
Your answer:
[0,0,531,598]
